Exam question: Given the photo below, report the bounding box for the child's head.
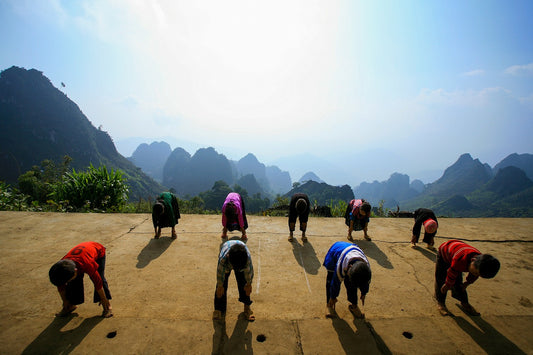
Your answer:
[225,203,237,221]
[472,254,500,278]
[347,260,372,295]
[296,198,307,215]
[228,243,248,270]
[153,202,164,216]
[360,202,371,216]
[49,259,77,286]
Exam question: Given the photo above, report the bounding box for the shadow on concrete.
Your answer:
[358,240,394,269]
[136,237,175,268]
[291,240,322,275]
[412,245,437,263]
[211,316,252,355]
[330,317,392,354]
[453,312,527,355]
[22,315,103,355]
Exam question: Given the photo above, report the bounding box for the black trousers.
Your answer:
[435,253,468,304]
[65,256,112,305]
[412,231,436,245]
[326,271,358,305]
[214,269,252,313]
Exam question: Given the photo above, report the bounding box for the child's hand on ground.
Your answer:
[102,306,113,318]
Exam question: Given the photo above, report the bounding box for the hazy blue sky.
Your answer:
[1,0,532,184]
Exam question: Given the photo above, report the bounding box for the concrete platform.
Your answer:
[0,212,531,354]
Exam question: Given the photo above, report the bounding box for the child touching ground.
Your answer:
[288,193,310,242]
[49,241,113,318]
[213,240,255,321]
[323,241,371,319]
[435,240,500,316]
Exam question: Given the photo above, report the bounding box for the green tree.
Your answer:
[199,180,232,211]
[18,156,72,203]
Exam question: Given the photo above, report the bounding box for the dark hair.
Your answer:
[296,198,307,215]
[153,202,164,215]
[360,202,371,214]
[474,254,500,278]
[49,259,76,286]
[228,243,248,270]
[347,260,371,295]
[225,203,237,221]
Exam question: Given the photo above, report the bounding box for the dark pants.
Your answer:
[289,220,307,232]
[413,232,436,245]
[326,271,358,305]
[435,253,468,304]
[227,199,249,232]
[214,269,252,313]
[66,256,112,305]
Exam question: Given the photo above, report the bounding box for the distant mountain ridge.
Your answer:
[2,65,531,216]
[128,141,171,183]
[367,153,533,217]
[131,144,292,198]
[0,66,164,200]
[285,180,354,206]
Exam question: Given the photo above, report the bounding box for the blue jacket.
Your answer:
[323,242,370,298]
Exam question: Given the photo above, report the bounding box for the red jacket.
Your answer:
[439,240,480,288]
[61,241,106,290]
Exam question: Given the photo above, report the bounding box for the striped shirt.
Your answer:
[216,240,253,286]
[439,240,480,288]
[323,241,370,298]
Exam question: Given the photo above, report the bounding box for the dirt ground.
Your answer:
[0,211,532,354]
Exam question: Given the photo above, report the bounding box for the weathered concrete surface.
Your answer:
[0,212,532,354]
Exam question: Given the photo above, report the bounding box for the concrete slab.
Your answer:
[0,212,532,354]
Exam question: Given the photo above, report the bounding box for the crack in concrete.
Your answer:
[110,217,150,243]
[388,246,432,296]
[291,320,304,355]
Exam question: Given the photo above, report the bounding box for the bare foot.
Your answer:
[301,235,308,242]
[325,306,337,318]
[437,303,451,316]
[349,304,365,318]
[288,234,294,242]
[155,230,161,239]
[364,235,372,241]
[244,305,255,321]
[347,235,354,242]
[171,232,177,240]
[241,235,248,242]
[56,305,77,317]
[212,310,224,320]
[461,303,480,316]
[102,308,113,318]
[411,242,417,248]
[221,234,227,240]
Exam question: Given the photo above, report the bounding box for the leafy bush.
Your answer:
[51,164,129,211]
[328,199,348,217]
[0,182,31,211]
[17,157,72,203]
